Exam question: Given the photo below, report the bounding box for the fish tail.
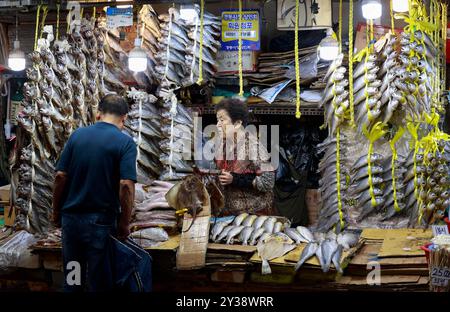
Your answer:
[261,259,272,275]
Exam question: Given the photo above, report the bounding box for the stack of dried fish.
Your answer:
[80,19,101,122]
[320,53,349,136]
[129,227,169,248]
[158,88,193,181]
[295,230,359,273]
[96,23,131,94]
[379,154,407,221]
[183,4,221,85]
[379,35,405,124]
[131,181,177,230]
[15,16,132,233]
[406,146,450,227]
[398,30,437,117]
[210,213,291,246]
[154,8,191,88]
[16,33,64,232]
[125,89,163,183]
[352,52,382,133]
[348,153,385,222]
[139,5,161,75]
[315,136,348,232]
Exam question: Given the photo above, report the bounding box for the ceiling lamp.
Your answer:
[318,28,339,61]
[8,15,25,71]
[393,0,409,13]
[128,38,147,72]
[362,0,382,20]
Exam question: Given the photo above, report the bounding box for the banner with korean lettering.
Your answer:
[221,10,260,51]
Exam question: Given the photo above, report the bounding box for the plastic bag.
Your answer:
[0,230,37,269]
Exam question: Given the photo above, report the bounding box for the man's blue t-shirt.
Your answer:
[56,122,137,214]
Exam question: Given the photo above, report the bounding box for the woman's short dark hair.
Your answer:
[99,94,129,116]
[215,98,249,127]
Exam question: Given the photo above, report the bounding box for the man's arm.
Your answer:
[52,171,68,227]
[118,179,135,241]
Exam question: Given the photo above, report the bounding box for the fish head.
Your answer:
[401,46,411,54]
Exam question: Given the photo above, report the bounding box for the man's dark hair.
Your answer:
[98,94,129,116]
[215,98,249,127]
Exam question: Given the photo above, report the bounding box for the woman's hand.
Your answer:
[219,170,234,186]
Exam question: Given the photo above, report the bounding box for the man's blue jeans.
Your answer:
[61,212,117,292]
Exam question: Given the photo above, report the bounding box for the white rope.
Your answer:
[190,16,199,83]
[164,12,173,82]
[168,92,178,178]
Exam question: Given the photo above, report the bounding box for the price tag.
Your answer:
[430,267,450,287]
[432,225,449,237]
[106,7,133,29]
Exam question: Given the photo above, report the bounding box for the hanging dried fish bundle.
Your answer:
[126,89,163,183]
[315,135,348,233]
[158,88,193,181]
[183,4,221,86]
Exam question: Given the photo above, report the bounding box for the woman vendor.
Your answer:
[214,98,276,216]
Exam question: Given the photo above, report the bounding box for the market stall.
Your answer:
[0,0,449,293]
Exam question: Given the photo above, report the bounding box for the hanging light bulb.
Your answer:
[393,0,409,13]
[180,5,198,23]
[318,28,339,61]
[128,38,147,72]
[8,15,25,71]
[128,11,147,72]
[361,0,382,20]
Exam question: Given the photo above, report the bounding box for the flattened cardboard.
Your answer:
[378,232,432,258]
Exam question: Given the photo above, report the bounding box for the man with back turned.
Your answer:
[52,94,137,292]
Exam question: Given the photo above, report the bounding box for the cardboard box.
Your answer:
[216,50,259,74]
[4,205,15,227]
[0,184,10,202]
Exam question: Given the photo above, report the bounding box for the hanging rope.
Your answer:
[336,128,344,230]
[34,4,42,51]
[338,0,342,52]
[56,2,60,41]
[197,0,205,85]
[294,0,301,118]
[348,0,354,126]
[390,0,394,33]
[238,0,244,96]
[39,6,48,39]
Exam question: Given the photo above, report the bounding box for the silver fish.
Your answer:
[239,226,254,245]
[242,215,258,227]
[210,220,232,241]
[252,216,269,229]
[296,226,315,243]
[331,245,344,273]
[273,222,283,233]
[216,225,235,242]
[337,232,359,250]
[263,217,277,234]
[321,239,339,273]
[349,176,384,195]
[249,227,265,245]
[284,228,306,244]
[358,197,385,221]
[226,226,245,244]
[353,61,376,79]
[294,242,319,271]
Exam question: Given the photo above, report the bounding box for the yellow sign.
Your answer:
[221,10,260,51]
